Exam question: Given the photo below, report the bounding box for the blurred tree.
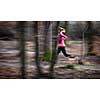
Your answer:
[17,21,26,79]
[85,21,93,38]
[85,21,96,55]
[43,21,52,61]
[49,21,59,78]
[65,21,68,33]
[33,21,42,77]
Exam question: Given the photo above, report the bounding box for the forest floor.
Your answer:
[0,65,100,79]
[0,40,100,79]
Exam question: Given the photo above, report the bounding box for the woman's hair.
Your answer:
[58,26,65,32]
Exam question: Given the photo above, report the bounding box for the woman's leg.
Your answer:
[57,47,61,55]
[61,47,71,57]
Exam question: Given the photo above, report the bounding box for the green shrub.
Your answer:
[67,64,80,71]
[42,50,52,62]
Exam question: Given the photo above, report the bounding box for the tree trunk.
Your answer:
[86,21,95,55]
[43,21,52,61]
[65,21,68,33]
[49,21,60,78]
[33,21,42,77]
[17,21,26,79]
[44,21,51,51]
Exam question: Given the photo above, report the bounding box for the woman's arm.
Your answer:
[60,32,68,39]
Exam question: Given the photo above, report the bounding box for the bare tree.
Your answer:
[85,21,95,55]
[44,21,51,52]
[42,21,52,62]
[17,21,26,79]
[33,21,42,77]
[49,21,60,78]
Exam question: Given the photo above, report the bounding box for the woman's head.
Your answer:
[58,26,66,32]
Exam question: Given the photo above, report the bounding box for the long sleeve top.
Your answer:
[57,32,68,47]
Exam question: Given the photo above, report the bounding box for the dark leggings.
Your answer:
[57,47,71,57]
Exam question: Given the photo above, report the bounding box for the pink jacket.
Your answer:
[57,32,68,47]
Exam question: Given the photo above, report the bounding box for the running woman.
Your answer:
[57,27,75,58]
